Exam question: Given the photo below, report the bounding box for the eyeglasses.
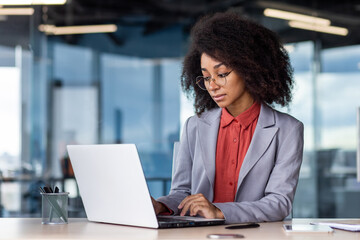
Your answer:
[195,71,232,90]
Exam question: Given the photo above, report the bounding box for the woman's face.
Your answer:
[200,53,254,116]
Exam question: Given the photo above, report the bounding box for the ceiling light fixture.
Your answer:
[39,24,118,35]
[0,0,66,5]
[264,8,331,26]
[288,21,348,36]
[0,8,34,15]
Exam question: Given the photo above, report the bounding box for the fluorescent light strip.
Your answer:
[39,24,118,35]
[0,8,34,15]
[38,24,55,32]
[264,8,331,26]
[0,0,66,5]
[289,21,348,36]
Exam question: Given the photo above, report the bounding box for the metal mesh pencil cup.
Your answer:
[41,192,69,224]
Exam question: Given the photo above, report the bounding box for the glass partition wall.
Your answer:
[316,45,360,217]
[277,42,360,218]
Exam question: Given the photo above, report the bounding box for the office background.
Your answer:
[0,0,359,218]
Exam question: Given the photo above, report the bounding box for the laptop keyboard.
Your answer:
[157,216,190,223]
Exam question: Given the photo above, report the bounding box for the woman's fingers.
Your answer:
[178,194,201,209]
[178,194,215,217]
[189,202,207,216]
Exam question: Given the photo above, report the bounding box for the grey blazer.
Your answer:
[157,103,304,224]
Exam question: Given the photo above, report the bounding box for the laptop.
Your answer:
[67,144,225,228]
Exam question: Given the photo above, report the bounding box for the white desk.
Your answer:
[0,218,359,239]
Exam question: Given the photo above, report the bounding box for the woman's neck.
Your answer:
[226,96,255,117]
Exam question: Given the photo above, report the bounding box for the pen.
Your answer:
[43,187,55,222]
[43,186,53,193]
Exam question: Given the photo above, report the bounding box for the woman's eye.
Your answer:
[218,72,230,78]
[203,76,212,81]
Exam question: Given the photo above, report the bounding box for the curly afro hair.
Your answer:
[181,12,294,116]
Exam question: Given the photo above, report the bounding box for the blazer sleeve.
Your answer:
[156,117,194,215]
[213,121,304,223]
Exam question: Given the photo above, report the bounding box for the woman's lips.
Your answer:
[212,94,225,102]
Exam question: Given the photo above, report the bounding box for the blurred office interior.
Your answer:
[0,0,360,218]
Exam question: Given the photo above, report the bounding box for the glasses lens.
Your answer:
[196,76,207,90]
[217,77,226,87]
[195,72,229,90]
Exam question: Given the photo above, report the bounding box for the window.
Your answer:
[0,61,21,214]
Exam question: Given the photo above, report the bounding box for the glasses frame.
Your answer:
[195,70,233,90]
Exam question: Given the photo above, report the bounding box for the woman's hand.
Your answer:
[151,197,167,215]
[178,193,224,219]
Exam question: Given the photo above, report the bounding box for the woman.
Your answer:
[152,12,304,224]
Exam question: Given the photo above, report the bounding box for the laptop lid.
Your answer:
[67,144,159,228]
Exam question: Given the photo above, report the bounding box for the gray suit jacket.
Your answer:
[157,103,304,223]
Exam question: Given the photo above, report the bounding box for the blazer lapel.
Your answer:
[197,108,222,190]
[236,104,278,191]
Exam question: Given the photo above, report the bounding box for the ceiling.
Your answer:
[1,0,360,49]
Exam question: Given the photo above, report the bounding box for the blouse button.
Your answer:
[233,138,237,143]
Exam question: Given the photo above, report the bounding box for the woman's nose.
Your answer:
[208,79,220,90]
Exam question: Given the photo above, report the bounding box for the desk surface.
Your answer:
[0,218,359,240]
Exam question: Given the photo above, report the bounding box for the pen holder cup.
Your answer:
[41,192,69,225]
